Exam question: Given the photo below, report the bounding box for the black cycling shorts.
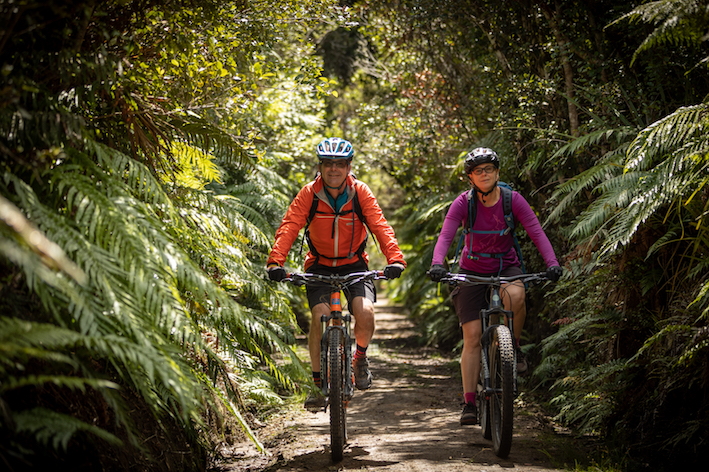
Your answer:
[452,265,524,326]
[305,260,376,311]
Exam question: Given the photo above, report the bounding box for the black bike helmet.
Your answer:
[464,147,499,174]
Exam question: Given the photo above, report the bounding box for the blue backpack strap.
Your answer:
[499,183,526,275]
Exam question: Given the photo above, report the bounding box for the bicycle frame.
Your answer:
[287,270,384,399]
[441,271,548,458]
[478,278,517,397]
[284,269,385,462]
[319,288,354,401]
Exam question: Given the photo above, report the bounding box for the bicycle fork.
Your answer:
[480,289,519,399]
[320,291,354,401]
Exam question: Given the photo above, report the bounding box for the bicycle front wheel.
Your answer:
[489,325,515,458]
[328,328,346,462]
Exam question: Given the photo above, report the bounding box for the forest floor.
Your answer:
[212,299,600,472]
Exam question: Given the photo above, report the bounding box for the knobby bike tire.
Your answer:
[479,368,492,440]
[489,325,515,458]
[328,328,346,462]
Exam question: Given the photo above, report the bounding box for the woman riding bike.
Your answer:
[428,147,562,426]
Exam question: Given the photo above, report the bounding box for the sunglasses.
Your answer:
[320,160,349,169]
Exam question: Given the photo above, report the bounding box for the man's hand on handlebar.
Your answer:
[384,262,405,279]
[267,265,287,282]
[428,264,448,282]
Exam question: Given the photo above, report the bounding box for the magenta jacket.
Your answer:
[432,190,559,273]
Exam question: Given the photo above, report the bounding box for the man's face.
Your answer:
[319,158,350,189]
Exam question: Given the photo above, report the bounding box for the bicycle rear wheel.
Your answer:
[328,328,346,462]
[489,325,515,458]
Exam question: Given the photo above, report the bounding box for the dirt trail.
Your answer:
[217,299,586,471]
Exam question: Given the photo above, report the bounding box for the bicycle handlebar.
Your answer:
[282,270,387,287]
[440,271,550,286]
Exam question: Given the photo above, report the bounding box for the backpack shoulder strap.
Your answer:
[352,181,377,253]
[466,188,476,234]
[498,183,526,275]
[306,192,320,226]
[499,184,515,232]
[352,185,367,227]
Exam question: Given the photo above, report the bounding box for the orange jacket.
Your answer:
[267,174,406,270]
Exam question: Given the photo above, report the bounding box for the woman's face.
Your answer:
[469,164,499,193]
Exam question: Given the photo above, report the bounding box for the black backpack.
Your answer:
[453,182,526,273]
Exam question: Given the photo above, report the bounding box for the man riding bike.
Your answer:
[267,137,406,410]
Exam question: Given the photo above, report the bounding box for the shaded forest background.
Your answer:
[0,1,707,471]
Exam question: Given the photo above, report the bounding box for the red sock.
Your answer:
[464,392,476,405]
[313,372,321,388]
[354,344,367,360]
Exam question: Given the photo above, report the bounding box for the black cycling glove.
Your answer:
[384,263,405,279]
[546,265,562,282]
[428,264,448,282]
[267,265,287,282]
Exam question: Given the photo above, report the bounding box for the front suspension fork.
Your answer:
[319,291,353,399]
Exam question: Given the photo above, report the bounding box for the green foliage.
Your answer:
[0,0,338,468]
[386,190,461,348]
[611,0,709,67]
[341,1,709,469]
[1,141,305,460]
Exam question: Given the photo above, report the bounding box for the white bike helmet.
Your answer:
[316,137,354,160]
[464,147,499,174]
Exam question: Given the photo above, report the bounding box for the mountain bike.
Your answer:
[441,271,550,458]
[284,269,386,462]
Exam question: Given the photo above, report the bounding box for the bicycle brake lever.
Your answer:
[288,274,306,286]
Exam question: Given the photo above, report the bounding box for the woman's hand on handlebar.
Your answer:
[428,264,448,282]
[546,265,562,282]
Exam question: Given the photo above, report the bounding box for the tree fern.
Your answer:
[553,104,709,264]
[610,0,709,67]
[547,136,630,224]
[1,0,335,467]
[0,316,125,448]
[1,139,309,462]
[14,408,122,451]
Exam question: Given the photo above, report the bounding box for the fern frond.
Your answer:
[625,104,709,171]
[170,113,253,167]
[609,0,709,66]
[13,407,122,451]
[547,147,627,224]
[169,142,224,189]
[550,126,636,161]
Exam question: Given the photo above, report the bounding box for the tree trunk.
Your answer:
[537,0,580,137]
